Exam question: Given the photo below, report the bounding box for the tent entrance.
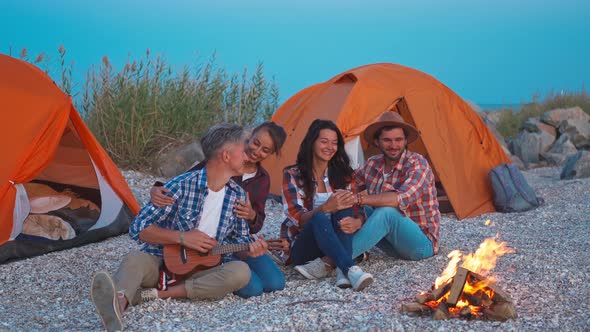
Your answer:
[13,121,125,242]
[388,98,455,215]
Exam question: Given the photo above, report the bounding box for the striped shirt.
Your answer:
[130,167,252,262]
[354,150,440,253]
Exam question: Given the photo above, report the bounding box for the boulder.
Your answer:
[540,134,578,165]
[560,151,590,180]
[558,119,590,149]
[509,154,526,170]
[510,130,555,167]
[152,141,204,178]
[541,106,590,127]
[522,117,557,138]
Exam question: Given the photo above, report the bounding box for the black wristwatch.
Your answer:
[154,181,165,187]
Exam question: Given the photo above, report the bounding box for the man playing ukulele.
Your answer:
[90,123,267,332]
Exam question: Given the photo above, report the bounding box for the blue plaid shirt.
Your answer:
[129,167,252,262]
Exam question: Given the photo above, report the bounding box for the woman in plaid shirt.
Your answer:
[281,120,374,291]
[150,122,288,298]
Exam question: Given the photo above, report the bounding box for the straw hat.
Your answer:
[363,111,420,146]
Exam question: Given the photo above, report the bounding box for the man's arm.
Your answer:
[361,191,400,208]
[361,156,431,209]
[129,181,181,244]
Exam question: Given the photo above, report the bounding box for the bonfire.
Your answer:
[401,237,517,321]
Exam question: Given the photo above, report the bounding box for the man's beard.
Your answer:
[382,147,404,162]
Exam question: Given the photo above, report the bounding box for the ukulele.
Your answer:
[163,243,250,276]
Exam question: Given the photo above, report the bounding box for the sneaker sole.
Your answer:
[353,274,374,291]
[336,281,352,289]
[294,265,318,280]
[91,272,124,332]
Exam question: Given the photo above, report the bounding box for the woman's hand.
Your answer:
[150,186,175,207]
[247,235,268,258]
[321,190,356,214]
[267,238,290,253]
[338,217,363,234]
[234,193,256,220]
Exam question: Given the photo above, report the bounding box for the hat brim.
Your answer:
[363,120,420,146]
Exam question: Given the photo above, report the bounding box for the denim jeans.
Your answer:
[234,254,285,298]
[352,207,434,260]
[290,208,355,274]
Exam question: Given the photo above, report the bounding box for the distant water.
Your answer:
[479,103,522,111]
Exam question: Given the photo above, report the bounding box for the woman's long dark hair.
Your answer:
[296,119,354,201]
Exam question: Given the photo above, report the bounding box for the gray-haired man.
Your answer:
[90,123,268,331]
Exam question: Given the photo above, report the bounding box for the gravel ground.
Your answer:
[1,167,589,331]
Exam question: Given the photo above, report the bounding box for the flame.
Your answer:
[427,236,515,312]
[485,219,491,226]
[461,238,515,277]
[434,250,461,288]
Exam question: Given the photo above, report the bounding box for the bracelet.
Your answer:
[357,193,364,206]
[179,231,185,246]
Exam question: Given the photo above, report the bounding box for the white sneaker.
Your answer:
[91,271,124,332]
[294,258,331,279]
[347,266,374,291]
[335,268,352,288]
[140,288,159,303]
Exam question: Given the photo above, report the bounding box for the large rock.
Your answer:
[560,151,590,180]
[510,130,555,167]
[541,106,590,127]
[558,119,590,149]
[540,134,578,165]
[152,141,204,178]
[522,117,557,138]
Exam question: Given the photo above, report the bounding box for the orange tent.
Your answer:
[0,54,139,263]
[263,63,510,219]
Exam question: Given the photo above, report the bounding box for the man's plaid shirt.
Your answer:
[354,150,440,253]
[130,167,252,262]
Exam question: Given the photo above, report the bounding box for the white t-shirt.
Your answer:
[197,187,226,238]
[242,171,257,181]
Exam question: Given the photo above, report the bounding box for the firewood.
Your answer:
[483,302,517,321]
[468,271,513,303]
[415,293,429,304]
[464,291,483,306]
[459,306,472,319]
[481,292,493,307]
[433,301,450,320]
[488,283,513,303]
[447,267,469,306]
[400,302,432,316]
[429,280,452,301]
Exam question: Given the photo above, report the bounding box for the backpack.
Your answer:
[488,163,543,212]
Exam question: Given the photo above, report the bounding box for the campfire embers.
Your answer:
[402,238,517,321]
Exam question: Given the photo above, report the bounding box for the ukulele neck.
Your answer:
[211,243,250,255]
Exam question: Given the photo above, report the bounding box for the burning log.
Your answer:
[483,302,518,321]
[400,302,432,316]
[400,237,516,322]
[447,267,469,306]
[458,306,472,319]
[429,280,452,301]
[432,301,450,320]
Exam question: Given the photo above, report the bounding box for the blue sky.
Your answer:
[1,0,589,106]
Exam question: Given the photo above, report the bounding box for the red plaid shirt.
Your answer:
[354,150,440,253]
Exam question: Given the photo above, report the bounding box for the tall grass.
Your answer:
[16,47,280,170]
[495,89,590,139]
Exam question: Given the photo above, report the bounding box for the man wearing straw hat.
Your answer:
[344,111,441,261]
